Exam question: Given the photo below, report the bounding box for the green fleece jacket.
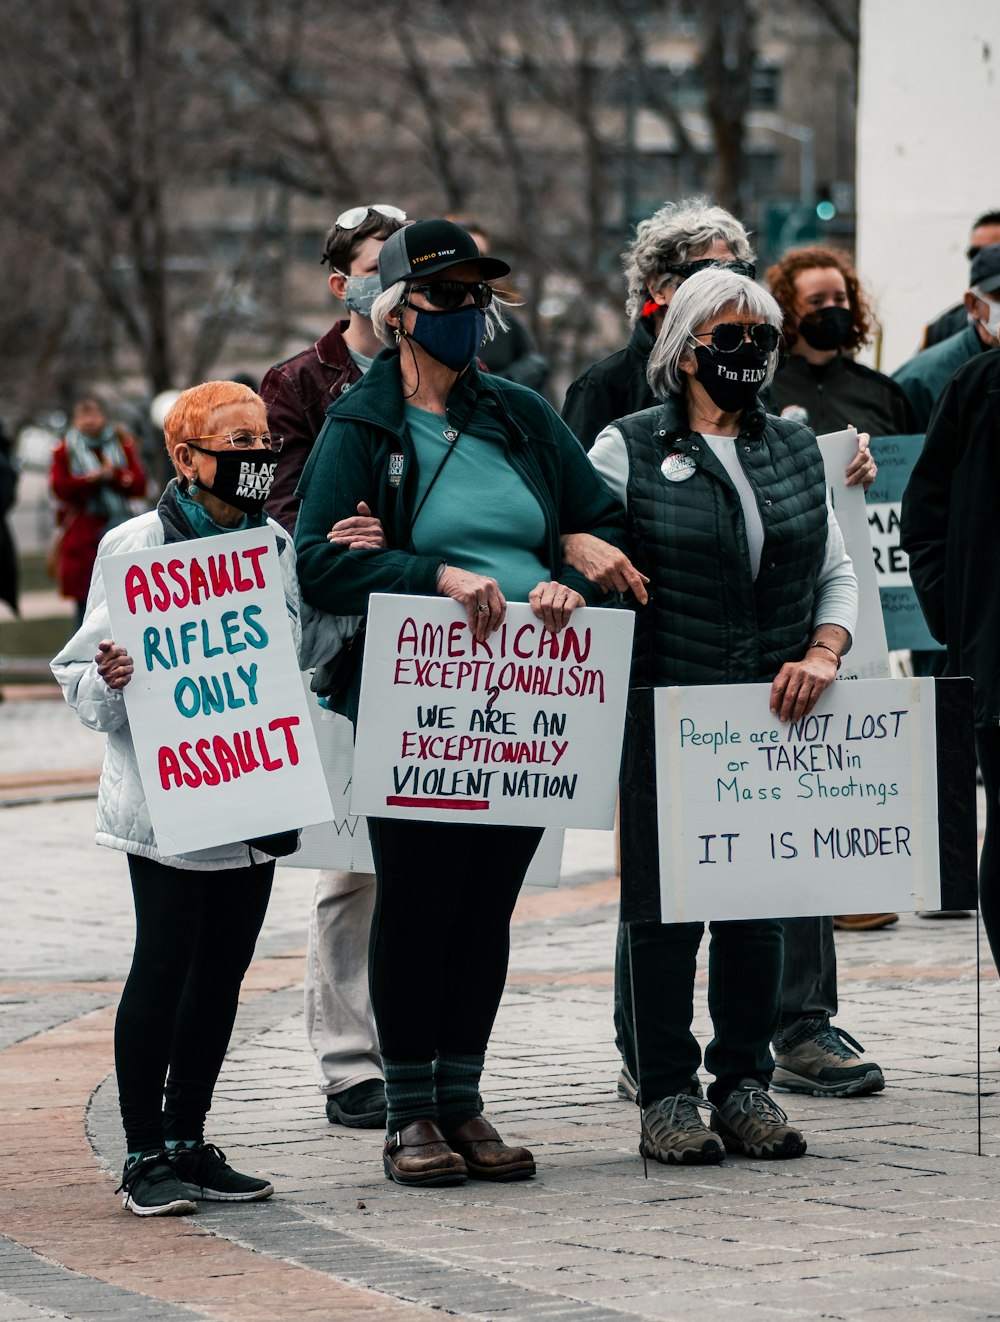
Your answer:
[294,350,627,618]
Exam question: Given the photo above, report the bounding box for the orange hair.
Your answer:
[766,245,873,353]
[163,381,263,467]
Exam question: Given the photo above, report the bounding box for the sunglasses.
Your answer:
[185,431,284,453]
[691,322,780,353]
[665,258,758,282]
[404,280,494,311]
[335,203,407,230]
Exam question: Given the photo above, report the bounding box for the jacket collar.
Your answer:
[156,478,287,552]
[652,392,768,449]
[315,319,354,369]
[627,317,658,361]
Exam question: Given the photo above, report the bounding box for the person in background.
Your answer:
[51,380,348,1218]
[0,420,18,621]
[921,210,1000,349]
[260,203,407,1134]
[294,219,628,1189]
[561,197,756,449]
[49,396,147,626]
[447,217,550,396]
[571,267,859,1166]
[894,243,1000,431]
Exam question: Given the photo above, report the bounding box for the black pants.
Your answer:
[367,818,543,1061]
[976,728,1000,971]
[115,854,274,1153]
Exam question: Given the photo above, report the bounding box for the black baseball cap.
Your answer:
[378,218,511,290]
[970,242,1000,295]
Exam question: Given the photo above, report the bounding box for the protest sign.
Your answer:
[102,527,333,855]
[819,428,890,679]
[290,685,567,883]
[350,595,634,827]
[624,677,976,924]
[866,434,941,651]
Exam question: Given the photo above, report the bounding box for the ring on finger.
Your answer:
[477,603,488,613]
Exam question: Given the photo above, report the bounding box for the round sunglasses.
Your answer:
[690,322,780,353]
[336,203,407,230]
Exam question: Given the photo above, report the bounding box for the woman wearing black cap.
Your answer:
[294,219,629,1188]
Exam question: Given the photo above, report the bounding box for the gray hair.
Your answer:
[647,268,783,400]
[623,196,755,327]
[371,280,511,349]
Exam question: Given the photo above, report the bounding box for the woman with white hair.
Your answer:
[294,219,628,1189]
[562,197,756,449]
[585,267,859,1167]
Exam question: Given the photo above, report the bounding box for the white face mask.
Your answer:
[974,290,1000,341]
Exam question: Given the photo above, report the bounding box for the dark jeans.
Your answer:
[367,818,543,1061]
[616,916,783,1106]
[776,916,838,1048]
[115,854,274,1153]
[976,728,1000,971]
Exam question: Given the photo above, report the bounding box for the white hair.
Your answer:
[647,268,783,400]
[371,280,511,349]
[623,197,755,327]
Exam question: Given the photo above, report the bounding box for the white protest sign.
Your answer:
[103,527,333,855]
[288,681,567,884]
[351,595,634,827]
[819,428,890,679]
[654,677,941,922]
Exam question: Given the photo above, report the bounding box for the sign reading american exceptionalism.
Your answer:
[102,527,333,856]
[633,677,977,924]
[350,594,635,827]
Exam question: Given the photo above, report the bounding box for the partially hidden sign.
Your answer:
[102,527,333,855]
[866,434,941,652]
[635,677,976,923]
[350,595,635,827]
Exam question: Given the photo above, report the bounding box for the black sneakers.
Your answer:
[117,1150,197,1217]
[167,1141,274,1202]
[325,1079,387,1129]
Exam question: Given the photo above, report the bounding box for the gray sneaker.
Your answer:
[640,1093,725,1166]
[616,1064,638,1103]
[711,1081,806,1160]
[772,1024,884,1098]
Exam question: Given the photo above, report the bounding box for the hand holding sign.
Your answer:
[96,640,134,690]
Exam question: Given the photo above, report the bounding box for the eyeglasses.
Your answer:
[185,431,284,453]
[336,204,407,230]
[665,258,757,282]
[404,280,494,311]
[690,322,780,353]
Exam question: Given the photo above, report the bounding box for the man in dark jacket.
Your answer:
[921,210,1000,348]
[260,202,406,1135]
[561,198,755,449]
[901,347,1000,971]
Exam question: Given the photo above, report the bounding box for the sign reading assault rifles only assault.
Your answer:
[653,678,947,922]
[102,527,333,856]
[351,595,635,827]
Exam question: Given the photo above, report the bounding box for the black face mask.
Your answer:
[797,305,852,351]
[196,450,276,515]
[693,344,768,413]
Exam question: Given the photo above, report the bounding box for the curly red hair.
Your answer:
[766,246,873,353]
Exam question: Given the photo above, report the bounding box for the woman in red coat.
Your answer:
[50,397,147,623]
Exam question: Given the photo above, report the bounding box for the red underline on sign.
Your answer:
[385,797,490,811]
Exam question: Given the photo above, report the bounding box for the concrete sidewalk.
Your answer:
[3,695,1000,1321]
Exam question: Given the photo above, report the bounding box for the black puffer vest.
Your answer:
[618,395,828,687]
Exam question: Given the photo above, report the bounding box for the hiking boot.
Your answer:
[773,1024,885,1098]
[116,1150,197,1218]
[640,1093,725,1166]
[616,1064,638,1103]
[712,1081,806,1159]
[326,1079,387,1129]
[168,1141,274,1202]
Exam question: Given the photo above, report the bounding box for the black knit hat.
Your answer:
[378,218,510,290]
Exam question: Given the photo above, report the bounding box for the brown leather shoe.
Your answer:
[833,913,899,931]
[444,1114,536,1181]
[383,1119,468,1187]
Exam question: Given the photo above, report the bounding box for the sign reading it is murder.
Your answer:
[102,526,333,855]
[350,594,635,827]
[641,677,976,923]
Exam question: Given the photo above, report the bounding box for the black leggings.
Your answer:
[367,818,543,1061]
[115,854,274,1153]
[977,728,1000,971]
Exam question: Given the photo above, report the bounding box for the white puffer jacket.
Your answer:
[51,502,351,870]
